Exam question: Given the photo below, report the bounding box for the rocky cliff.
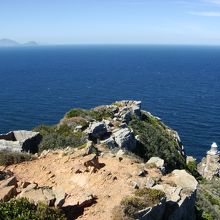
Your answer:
[0,100,198,220]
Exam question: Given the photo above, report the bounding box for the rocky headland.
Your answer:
[0,100,218,220]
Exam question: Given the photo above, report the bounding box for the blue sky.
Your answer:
[1,0,220,44]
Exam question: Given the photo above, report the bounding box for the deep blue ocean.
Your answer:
[0,45,220,159]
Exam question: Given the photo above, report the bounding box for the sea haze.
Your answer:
[0,45,219,159]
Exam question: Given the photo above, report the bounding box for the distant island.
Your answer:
[0,38,38,47]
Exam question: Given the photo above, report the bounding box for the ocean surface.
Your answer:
[0,45,220,159]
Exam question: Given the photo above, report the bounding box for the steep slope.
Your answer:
[35,100,186,170]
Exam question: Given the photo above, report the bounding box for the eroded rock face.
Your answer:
[87,122,108,140]
[136,198,166,220]
[147,157,165,169]
[150,169,198,220]
[113,128,136,150]
[0,130,42,153]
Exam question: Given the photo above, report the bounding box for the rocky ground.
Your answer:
[0,100,199,219]
[0,144,197,220]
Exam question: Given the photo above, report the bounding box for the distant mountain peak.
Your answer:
[23,41,38,46]
[0,39,39,47]
[0,38,19,47]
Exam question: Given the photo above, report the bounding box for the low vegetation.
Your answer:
[65,107,114,121]
[0,151,32,166]
[34,124,87,152]
[129,113,186,170]
[0,198,66,220]
[186,160,202,180]
[196,178,220,220]
[112,188,165,220]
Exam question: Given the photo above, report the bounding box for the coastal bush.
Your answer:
[65,108,89,118]
[129,114,186,170]
[112,188,165,219]
[134,188,165,206]
[34,124,87,152]
[196,179,220,220]
[65,107,114,121]
[60,116,89,129]
[0,198,66,220]
[186,161,202,180]
[0,151,32,166]
[121,196,146,218]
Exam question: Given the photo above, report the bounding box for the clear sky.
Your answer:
[1,0,220,45]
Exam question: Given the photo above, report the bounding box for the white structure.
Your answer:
[207,142,219,155]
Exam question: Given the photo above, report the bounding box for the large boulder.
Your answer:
[100,137,117,149]
[114,100,142,122]
[0,186,17,203]
[147,157,165,169]
[151,169,198,220]
[113,128,136,150]
[0,130,42,153]
[18,188,48,205]
[87,122,108,140]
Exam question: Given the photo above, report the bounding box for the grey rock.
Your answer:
[0,186,17,202]
[74,125,83,132]
[119,123,128,129]
[0,176,17,188]
[145,177,155,188]
[21,181,31,189]
[87,122,108,139]
[132,181,140,189]
[150,170,198,220]
[147,157,165,169]
[53,186,66,207]
[116,149,125,157]
[138,170,147,177]
[171,169,198,190]
[43,188,56,206]
[0,130,42,153]
[22,183,38,193]
[132,105,141,117]
[100,137,117,149]
[120,111,131,123]
[79,194,97,208]
[113,128,136,150]
[18,188,47,204]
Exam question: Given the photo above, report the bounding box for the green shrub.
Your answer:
[121,196,146,218]
[196,179,220,220]
[186,161,202,180]
[129,115,186,170]
[65,108,89,118]
[0,198,66,220]
[0,151,32,166]
[34,124,87,152]
[65,107,114,121]
[134,188,165,206]
[115,188,166,219]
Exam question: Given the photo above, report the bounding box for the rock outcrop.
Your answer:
[0,148,196,220]
[0,100,193,219]
[0,130,42,153]
[145,169,198,220]
[113,128,136,151]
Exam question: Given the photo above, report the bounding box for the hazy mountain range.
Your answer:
[0,39,38,47]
